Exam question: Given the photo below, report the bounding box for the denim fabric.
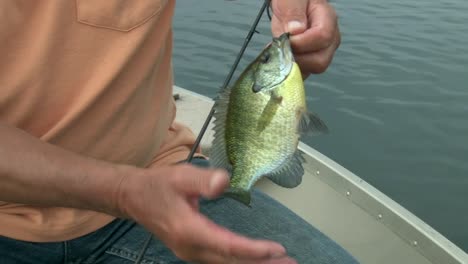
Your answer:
[0,158,359,264]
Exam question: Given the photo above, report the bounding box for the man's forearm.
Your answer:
[0,122,134,216]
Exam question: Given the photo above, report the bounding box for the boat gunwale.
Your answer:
[298,142,467,264]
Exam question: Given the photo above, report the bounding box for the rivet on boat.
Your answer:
[378,214,383,219]
[346,191,351,196]
[413,241,418,246]
[316,170,320,175]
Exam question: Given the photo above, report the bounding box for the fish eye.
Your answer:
[261,53,270,64]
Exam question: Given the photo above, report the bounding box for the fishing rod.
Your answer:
[185,0,272,163]
[134,5,274,264]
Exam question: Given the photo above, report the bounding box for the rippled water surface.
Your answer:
[172,0,468,250]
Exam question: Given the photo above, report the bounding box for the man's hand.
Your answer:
[271,0,340,78]
[0,120,294,264]
[117,164,297,264]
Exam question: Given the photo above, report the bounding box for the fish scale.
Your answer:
[227,64,303,187]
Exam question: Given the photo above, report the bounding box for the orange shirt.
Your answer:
[0,0,197,242]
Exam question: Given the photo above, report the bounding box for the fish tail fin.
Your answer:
[223,188,251,207]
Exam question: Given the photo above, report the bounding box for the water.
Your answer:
[172,0,468,251]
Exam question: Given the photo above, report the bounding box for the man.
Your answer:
[0,0,354,263]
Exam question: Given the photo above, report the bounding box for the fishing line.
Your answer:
[185,0,272,163]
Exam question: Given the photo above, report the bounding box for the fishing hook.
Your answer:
[267,0,273,21]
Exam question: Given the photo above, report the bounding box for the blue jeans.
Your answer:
[0,158,359,264]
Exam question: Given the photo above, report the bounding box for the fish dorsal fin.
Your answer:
[298,110,329,136]
[266,150,306,188]
[209,87,233,174]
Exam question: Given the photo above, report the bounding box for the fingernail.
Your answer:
[271,251,286,259]
[287,20,305,34]
[271,246,287,258]
[209,171,227,192]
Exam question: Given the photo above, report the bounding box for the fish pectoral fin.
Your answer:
[266,150,306,188]
[270,90,283,105]
[223,187,252,207]
[256,95,280,132]
[298,110,329,136]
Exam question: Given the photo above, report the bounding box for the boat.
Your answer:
[173,86,468,264]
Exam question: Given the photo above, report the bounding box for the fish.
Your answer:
[209,32,329,206]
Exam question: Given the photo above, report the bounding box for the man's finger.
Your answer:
[290,3,338,53]
[196,250,298,264]
[271,0,308,36]
[186,213,287,261]
[295,32,340,74]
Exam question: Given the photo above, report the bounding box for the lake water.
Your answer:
[171,0,468,251]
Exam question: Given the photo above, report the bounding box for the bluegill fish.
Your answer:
[210,32,328,206]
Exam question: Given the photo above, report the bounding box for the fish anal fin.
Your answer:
[266,151,306,188]
[298,110,329,136]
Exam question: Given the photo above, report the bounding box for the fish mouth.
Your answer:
[277,32,290,43]
[274,32,294,77]
[265,32,293,60]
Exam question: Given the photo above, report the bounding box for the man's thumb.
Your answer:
[205,171,229,198]
[272,0,308,34]
[176,167,229,198]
